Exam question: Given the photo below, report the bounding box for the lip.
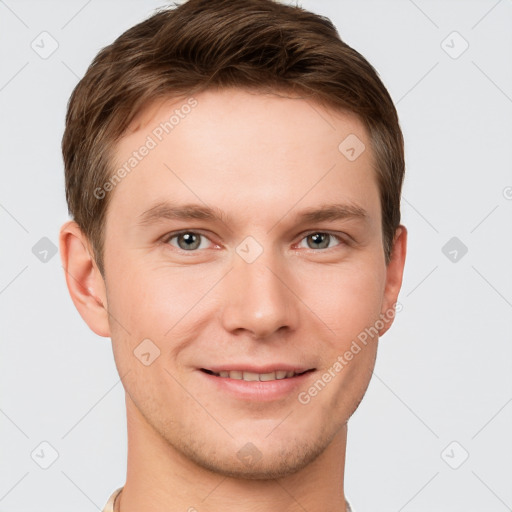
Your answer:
[197,368,316,402]
[202,364,312,374]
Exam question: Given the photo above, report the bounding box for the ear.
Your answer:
[59,220,111,337]
[379,225,407,337]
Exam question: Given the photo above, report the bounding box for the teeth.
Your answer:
[213,370,302,381]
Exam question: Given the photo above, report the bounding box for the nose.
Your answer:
[219,245,300,340]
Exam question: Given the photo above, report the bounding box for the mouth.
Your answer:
[200,368,315,381]
[198,366,317,401]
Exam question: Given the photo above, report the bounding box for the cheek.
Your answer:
[106,258,196,332]
[108,251,386,329]
[297,259,386,340]
[304,264,385,407]
[106,244,386,365]
[105,258,224,374]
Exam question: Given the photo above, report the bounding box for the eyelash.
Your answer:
[162,230,348,253]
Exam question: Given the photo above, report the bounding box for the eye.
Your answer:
[165,231,213,251]
[297,232,345,250]
[162,230,347,253]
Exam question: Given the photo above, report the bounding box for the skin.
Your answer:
[60,88,406,512]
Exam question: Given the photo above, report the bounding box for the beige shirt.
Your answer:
[102,487,353,511]
[102,487,122,512]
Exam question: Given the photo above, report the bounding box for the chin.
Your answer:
[174,433,330,481]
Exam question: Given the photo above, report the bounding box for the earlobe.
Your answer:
[379,225,407,337]
[59,220,111,338]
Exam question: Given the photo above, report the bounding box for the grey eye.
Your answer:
[172,232,203,250]
[306,233,332,249]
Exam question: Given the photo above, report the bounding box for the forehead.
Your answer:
[107,88,380,229]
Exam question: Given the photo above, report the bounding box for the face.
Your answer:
[98,88,403,479]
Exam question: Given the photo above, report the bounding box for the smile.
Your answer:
[198,367,316,401]
[201,369,312,381]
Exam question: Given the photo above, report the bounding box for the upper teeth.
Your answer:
[216,370,298,381]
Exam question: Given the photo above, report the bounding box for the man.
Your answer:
[59,1,407,510]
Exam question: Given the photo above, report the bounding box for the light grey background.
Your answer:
[1,1,511,511]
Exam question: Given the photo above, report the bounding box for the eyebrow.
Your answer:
[137,202,228,226]
[136,201,368,227]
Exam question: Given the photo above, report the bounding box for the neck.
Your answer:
[117,394,349,512]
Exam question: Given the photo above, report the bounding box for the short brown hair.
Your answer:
[62,0,404,275]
